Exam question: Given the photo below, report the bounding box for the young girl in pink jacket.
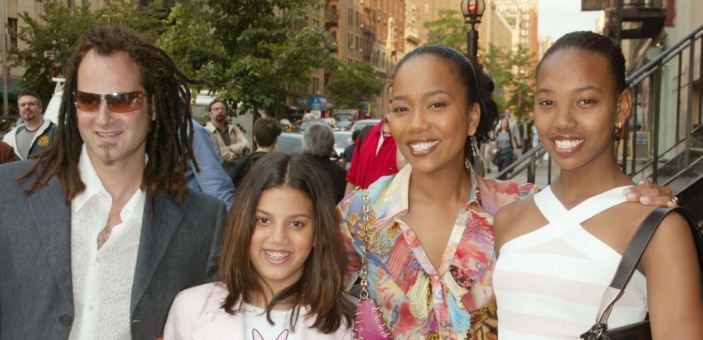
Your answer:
[164,153,353,340]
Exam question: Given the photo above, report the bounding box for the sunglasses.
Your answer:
[74,90,146,113]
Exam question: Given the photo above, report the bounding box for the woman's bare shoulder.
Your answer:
[493,197,545,251]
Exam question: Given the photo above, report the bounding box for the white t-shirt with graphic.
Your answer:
[242,303,296,340]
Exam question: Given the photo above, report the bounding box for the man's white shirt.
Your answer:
[68,145,145,340]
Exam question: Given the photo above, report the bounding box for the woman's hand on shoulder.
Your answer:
[642,212,703,339]
[623,179,679,208]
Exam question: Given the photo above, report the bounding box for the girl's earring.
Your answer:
[469,135,485,176]
[614,122,623,140]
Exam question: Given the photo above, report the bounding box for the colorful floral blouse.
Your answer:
[338,165,534,339]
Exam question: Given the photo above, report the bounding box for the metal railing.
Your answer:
[619,0,663,10]
[621,23,703,185]
[495,24,703,190]
[494,144,550,184]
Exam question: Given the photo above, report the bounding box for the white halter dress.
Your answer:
[493,185,648,340]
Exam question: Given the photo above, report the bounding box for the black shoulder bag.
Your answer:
[581,207,703,340]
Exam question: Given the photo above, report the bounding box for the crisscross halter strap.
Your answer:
[534,185,631,228]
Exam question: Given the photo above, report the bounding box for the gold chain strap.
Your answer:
[358,188,371,300]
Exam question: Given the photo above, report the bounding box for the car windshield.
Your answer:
[275,133,303,154]
[352,119,380,134]
[334,132,352,148]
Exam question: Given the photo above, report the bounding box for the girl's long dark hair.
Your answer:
[219,152,353,333]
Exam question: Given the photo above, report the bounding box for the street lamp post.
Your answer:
[461,0,485,62]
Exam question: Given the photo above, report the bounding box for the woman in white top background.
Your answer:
[492,31,702,339]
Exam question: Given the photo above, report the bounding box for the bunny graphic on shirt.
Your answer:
[252,328,289,340]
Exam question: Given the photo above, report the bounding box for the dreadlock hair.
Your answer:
[20,25,198,208]
[536,31,627,93]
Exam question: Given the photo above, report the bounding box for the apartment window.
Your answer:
[7,18,17,49]
[348,33,354,48]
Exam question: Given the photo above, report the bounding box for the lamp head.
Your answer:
[461,0,486,25]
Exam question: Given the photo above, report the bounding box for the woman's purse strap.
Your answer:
[357,188,373,299]
[594,207,702,327]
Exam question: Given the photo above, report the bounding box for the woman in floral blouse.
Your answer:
[338,45,673,339]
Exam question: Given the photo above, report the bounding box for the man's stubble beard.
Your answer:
[101,144,115,166]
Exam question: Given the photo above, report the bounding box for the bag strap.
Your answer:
[594,207,702,326]
[355,188,373,300]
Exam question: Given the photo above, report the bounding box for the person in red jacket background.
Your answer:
[344,118,398,194]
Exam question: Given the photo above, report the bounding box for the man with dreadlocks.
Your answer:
[0,26,225,340]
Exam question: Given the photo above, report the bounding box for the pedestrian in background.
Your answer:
[303,124,346,203]
[228,116,281,188]
[341,128,360,171]
[205,99,250,162]
[494,118,519,179]
[520,114,533,154]
[186,118,235,208]
[344,118,398,194]
[3,90,57,160]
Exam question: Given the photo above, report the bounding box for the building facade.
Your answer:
[494,0,538,56]
[324,0,405,116]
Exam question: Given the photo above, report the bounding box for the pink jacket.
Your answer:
[163,282,352,340]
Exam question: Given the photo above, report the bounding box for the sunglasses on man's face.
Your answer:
[74,90,146,113]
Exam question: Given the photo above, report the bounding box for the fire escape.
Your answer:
[603,0,666,41]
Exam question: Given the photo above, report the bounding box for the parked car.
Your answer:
[333,130,352,159]
[275,132,303,154]
[351,118,381,134]
[336,118,353,130]
[298,118,336,132]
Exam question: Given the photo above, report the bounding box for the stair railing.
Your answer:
[621,23,703,183]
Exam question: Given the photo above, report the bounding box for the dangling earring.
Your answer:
[614,122,623,140]
[469,135,485,177]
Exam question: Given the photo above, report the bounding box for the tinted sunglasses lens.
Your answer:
[74,91,145,113]
[75,91,101,112]
[107,92,144,113]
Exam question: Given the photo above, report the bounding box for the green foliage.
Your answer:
[424,9,466,53]
[481,45,510,110]
[480,45,536,119]
[10,2,163,102]
[424,10,537,121]
[502,46,535,120]
[158,0,336,116]
[326,63,384,110]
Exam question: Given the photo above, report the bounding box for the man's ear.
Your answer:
[467,102,481,136]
